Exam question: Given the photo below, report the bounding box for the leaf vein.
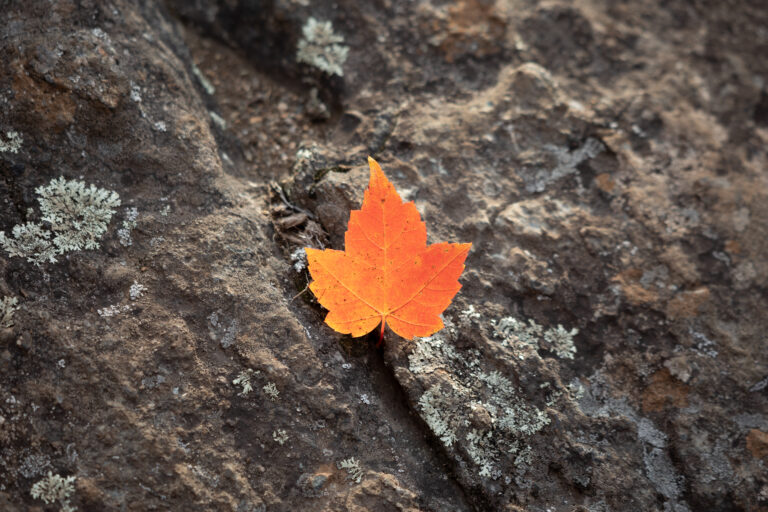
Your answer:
[333,314,381,326]
[389,249,466,314]
[388,314,436,328]
[314,258,381,315]
[351,217,384,251]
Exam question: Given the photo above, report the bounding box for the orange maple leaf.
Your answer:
[305,157,471,342]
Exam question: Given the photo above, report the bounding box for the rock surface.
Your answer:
[1,0,767,510]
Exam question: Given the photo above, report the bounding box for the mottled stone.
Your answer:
[2,0,766,510]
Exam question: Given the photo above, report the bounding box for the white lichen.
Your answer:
[459,304,481,325]
[97,303,131,318]
[263,382,279,401]
[526,138,604,193]
[209,311,239,348]
[578,375,691,511]
[19,454,52,478]
[98,281,145,318]
[290,247,307,273]
[221,319,238,348]
[0,130,23,153]
[129,281,146,301]
[272,429,289,445]
[30,472,76,512]
[337,457,363,483]
[129,82,142,103]
[0,296,19,329]
[118,207,138,247]
[296,18,349,77]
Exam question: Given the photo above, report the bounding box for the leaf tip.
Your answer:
[367,156,385,181]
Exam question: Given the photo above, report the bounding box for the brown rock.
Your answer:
[747,430,768,459]
[613,268,659,306]
[595,173,616,193]
[666,287,710,320]
[642,368,690,413]
[2,0,766,510]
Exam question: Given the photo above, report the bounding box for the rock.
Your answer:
[641,368,690,413]
[1,0,766,510]
[746,430,768,460]
[666,287,711,320]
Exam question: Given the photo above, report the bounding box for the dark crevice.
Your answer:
[366,338,480,512]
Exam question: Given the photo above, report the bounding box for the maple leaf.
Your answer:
[306,157,471,342]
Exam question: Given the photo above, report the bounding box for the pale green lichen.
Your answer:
[0,130,22,153]
[209,111,227,129]
[408,332,464,375]
[337,457,363,483]
[30,472,76,512]
[296,18,349,76]
[544,324,579,359]
[262,382,279,401]
[494,315,578,359]
[191,63,215,95]
[0,178,120,265]
[0,222,58,266]
[233,370,279,402]
[410,332,550,479]
[0,296,19,328]
[494,317,542,351]
[272,429,289,445]
[233,369,259,397]
[479,370,550,436]
[37,177,121,253]
[418,386,460,446]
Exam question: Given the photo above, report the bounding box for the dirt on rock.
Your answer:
[1,1,767,511]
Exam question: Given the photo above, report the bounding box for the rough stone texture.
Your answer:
[1,0,767,511]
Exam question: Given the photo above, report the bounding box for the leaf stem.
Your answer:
[377,318,385,347]
[291,284,309,301]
